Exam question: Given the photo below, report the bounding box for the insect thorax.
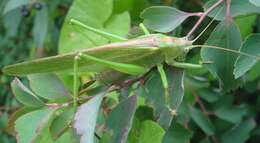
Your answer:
[154,34,192,62]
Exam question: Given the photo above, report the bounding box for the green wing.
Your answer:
[3,38,163,76]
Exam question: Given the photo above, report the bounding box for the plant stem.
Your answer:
[187,0,224,38]
[188,84,219,143]
[225,0,232,19]
[73,55,79,107]
[188,12,204,17]
[188,84,207,113]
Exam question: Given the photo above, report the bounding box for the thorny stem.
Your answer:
[186,0,224,38]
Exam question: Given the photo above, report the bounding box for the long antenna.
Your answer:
[185,45,260,60]
[190,7,224,43]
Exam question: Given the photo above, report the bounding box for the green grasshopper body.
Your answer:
[3,34,192,76]
[3,19,258,109]
[3,22,194,109]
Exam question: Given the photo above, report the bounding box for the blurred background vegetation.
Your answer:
[0,0,259,142]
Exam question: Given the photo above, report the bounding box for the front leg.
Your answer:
[157,64,170,105]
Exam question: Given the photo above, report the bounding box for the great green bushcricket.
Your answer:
[3,17,260,111]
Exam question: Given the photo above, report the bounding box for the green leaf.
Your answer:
[127,107,154,143]
[33,5,48,48]
[15,108,56,143]
[11,78,45,107]
[189,106,215,135]
[127,118,141,143]
[3,8,22,37]
[169,68,185,110]
[0,112,8,132]
[34,124,55,143]
[221,119,256,143]
[104,12,130,37]
[54,129,80,143]
[199,138,212,143]
[74,93,104,143]
[50,107,75,139]
[59,0,112,53]
[163,121,193,143]
[113,0,133,14]
[139,120,165,143]
[59,0,130,53]
[28,74,70,100]
[0,0,8,14]
[103,95,137,143]
[250,0,260,6]
[3,0,28,14]
[6,107,36,135]
[204,0,260,20]
[215,105,247,123]
[235,15,257,39]
[201,19,242,92]
[198,88,220,103]
[234,34,260,78]
[129,0,150,23]
[144,67,184,129]
[141,6,189,32]
[247,61,260,81]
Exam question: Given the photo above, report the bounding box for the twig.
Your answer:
[187,84,207,114]
[225,0,231,19]
[187,0,224,38]
[188,12,204,17]
[47,68,153,109]
[188,84,219,143]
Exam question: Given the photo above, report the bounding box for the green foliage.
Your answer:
[234,34,260,78]
[163,121,192,143]
[138,120,165,143]
[3,0,29,14]
[59,0,130,53]
[28,74,70,100]
[189,106,215,135]
[235,15,257,38]
[11,78,44,107]
[1,0,260,143]
[74,93,104,143]
[102,95,137,142]
[141,6,190,32]
[32,5,48,48]
[221,119,256,143]
[250,0,260,6]
[214,104,246,123]
[205,0,260,20]
[15,108,57,143]
[201,18,242,91]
